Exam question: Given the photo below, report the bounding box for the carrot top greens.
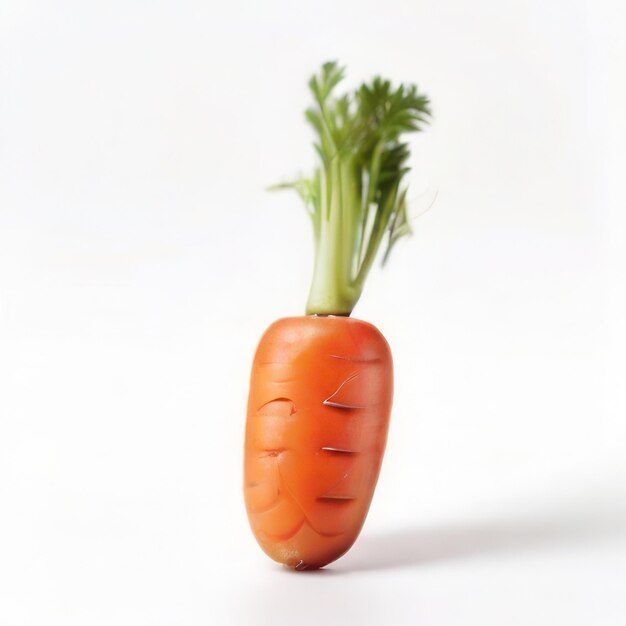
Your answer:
[274,61,431,316]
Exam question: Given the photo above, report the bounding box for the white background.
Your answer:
[1,1,625,624]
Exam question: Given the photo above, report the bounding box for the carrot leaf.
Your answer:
[272,61,431,315]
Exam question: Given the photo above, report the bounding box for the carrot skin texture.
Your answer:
[244,316,393,569]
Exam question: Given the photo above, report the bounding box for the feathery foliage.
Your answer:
[274,61,431,315]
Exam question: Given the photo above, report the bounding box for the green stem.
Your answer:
[354,181,399,290]
[306,158,359,315]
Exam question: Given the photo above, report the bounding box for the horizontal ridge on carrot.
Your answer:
[244,61,431,570]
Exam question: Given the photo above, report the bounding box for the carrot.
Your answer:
[245,316,393,569]
[244,62,431,569]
